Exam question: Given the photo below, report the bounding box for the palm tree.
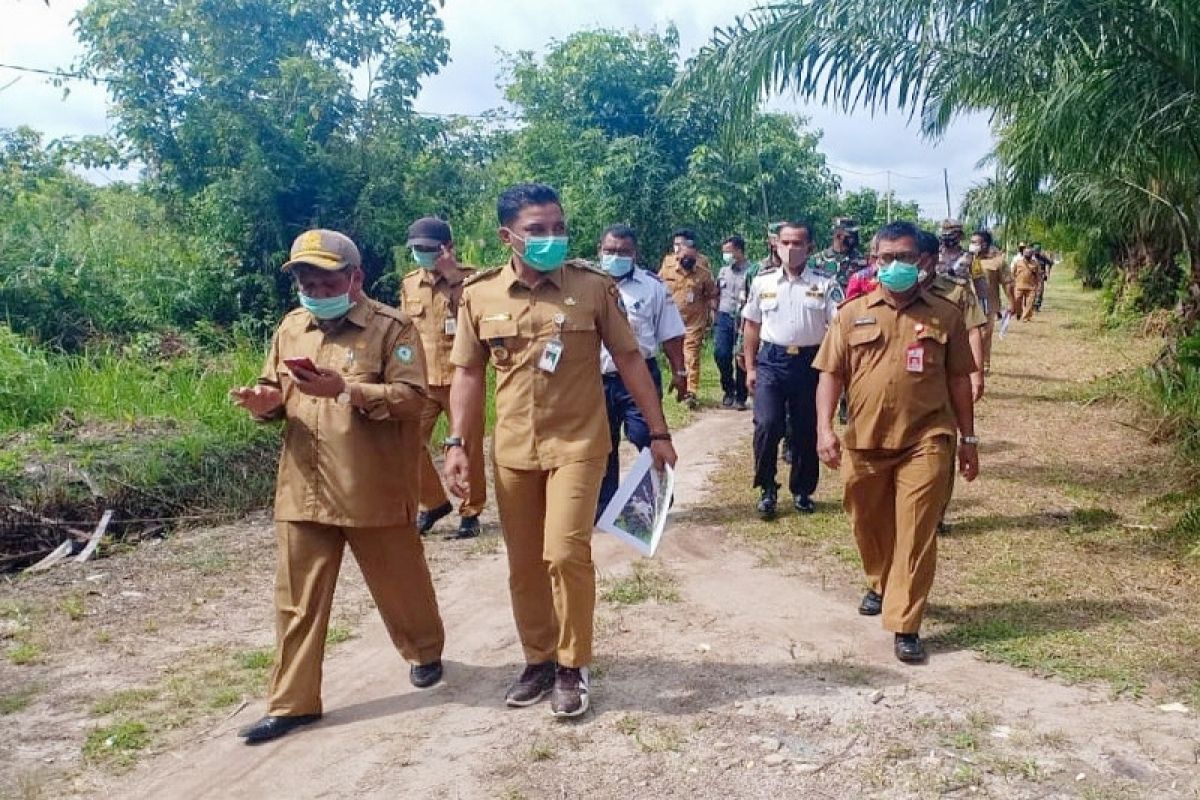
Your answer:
[671,0,1200,325]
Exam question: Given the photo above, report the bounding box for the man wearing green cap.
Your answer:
[230,229,445,744]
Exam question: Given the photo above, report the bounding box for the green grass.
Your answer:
[0,686,38,715]
[6,641,43,666]
[600,559,681,605]
[82,720,151,768]
[325,624,354,646]
[91,688,160,716]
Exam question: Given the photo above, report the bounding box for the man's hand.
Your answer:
[291,365,346,399]
[229,385,283,417]
[670,373,688,403]
[443,446,471,499]
[817,426,842,469]
[649,439,677,470]
[958,442,979,482]
[746,366,758,395]
[971,373,985,402]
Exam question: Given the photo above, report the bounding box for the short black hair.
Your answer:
[723,234,746,252]
[777,220,815,240]
[672,228,697,244]
[876,220,922,246]
[600,223,638,244]
[497,183,561,226]
[972,229,994,248]
[916,229,940,257]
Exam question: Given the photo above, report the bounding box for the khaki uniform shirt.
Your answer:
[659,255,717,331]
[929,275,988,330]
[976,250,1011,317]
[450,258,640,471]
[399,265,476,387]
[813,288,975,450]
[258,299,428,527]
[1012,256,1042,290]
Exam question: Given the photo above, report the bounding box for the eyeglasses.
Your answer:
[876,252,919,265]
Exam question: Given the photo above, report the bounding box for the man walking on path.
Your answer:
[401,217,485,539]
[715,234,751,409]
[967,229,1013,373]
[742,220,839,519]
[814,221,979,664]
[445,184,677,718]
[595,223,687,516]
[660,228,718,407]
[230,229,445,744]
[1012,244,1043,321]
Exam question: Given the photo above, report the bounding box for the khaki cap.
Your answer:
[282,229,361,272]
[940,219,964,234]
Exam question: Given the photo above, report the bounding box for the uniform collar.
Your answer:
[866,286,931,311]
[503,256,563,290]
[776,267,810,285]
[419,264,470,288]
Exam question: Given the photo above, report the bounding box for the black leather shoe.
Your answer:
[447,515,480,540]
[734,400,747,411]
[793,495,815,514]
[410,660,443,688]
[505,662,556,707]
[894,633,926,663]
[238,714,321,745]
[936,520,950,536]
[417,502,453,535]
[756,488,778,520]
[858,590,882,616]
[722,394,735,408]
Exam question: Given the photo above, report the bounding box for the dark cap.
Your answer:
[406,217,452,248]
[833,216,860,233]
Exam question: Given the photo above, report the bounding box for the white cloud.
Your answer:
[0,0,994,217]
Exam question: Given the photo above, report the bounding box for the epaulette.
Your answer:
[463,266,502,286]
[370,300,407,322]
[758,266,780,276]
[641,269,663,282]
[566,258,607,276]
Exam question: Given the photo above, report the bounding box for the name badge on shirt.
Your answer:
[539,339,564,373]
[905,342,925,373]
[686,290,695,304]
[444,317,457,336]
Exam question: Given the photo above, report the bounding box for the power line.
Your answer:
[0,62,114,83]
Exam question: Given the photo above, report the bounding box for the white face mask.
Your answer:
[968,243,982,254]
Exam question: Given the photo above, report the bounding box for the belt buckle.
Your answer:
[786,345,800,355]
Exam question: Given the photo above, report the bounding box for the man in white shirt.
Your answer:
[597,224,688,516]
[742,220,839,519]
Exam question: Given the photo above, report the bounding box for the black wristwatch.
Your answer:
[442,436,465,451]
[649,432,672,442]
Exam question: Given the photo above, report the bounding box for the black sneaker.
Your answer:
[550,666,590,718]
[447,515,480,540]
[684,393,699,410]
[793,495,815,514]
[733,399,747,411]
[756,487,778,520]
[417,502,453,535]
[238,714,321,744]
[722,394,735,408]
[858,590,882,616]
[894,633,926,663]
[409,660,443,688]
[505,662,556,708]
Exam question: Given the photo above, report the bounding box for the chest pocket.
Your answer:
[848,326,881,348]
[405,300,425,318]
[917,329,947,367]
[802,292,826,310]
[759,293,779,313]
[479,318,521,367]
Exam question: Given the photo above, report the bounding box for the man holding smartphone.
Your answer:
[230,228,445,744]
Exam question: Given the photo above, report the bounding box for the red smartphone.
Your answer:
[283,356,318,373]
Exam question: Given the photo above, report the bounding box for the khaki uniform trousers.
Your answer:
[417,384,486,517]
[980,318,995,372]
[1014,288,1036,321]
[267,521,445,716]
[682,326,708,394]
[494,456,606,668]
[843,435,954,634]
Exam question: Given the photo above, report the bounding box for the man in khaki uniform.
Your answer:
[967,229,1014,372]
[445,183,677,718]
[918,230,986,403]
[1012,244,1042,321]
[400,216,485,539]
[814,220,979,664]
[660,228,718,407]
[230,229,445,744]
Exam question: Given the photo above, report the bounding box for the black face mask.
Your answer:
[680,256,697,269]
[941,236,960,247]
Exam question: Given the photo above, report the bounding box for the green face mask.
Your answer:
[411,247,438,269]
[877,262,920,292]
[722,253,735,266]
[298,291,355,320]
[511,232,569,272]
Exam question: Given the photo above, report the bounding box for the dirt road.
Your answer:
[99,412,1200,798]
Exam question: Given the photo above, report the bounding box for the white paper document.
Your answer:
[596,448,675,556]
[998,309,1013,339]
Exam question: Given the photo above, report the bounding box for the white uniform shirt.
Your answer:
[741,267,838,348]
[600,267,687,374]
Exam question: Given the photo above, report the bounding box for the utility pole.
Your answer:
[886,170,893,223]
[943,168,952,218]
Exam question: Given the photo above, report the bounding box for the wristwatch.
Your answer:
[673,370,688,379]
[335,389,352,406]
[960,435,979,445]
[649,432,672,442]
[442,436,465,451]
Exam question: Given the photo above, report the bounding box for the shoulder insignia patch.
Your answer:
[463,267,502,286]
[566,258,607,276]
[394,344,415,363]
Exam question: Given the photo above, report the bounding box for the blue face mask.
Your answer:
[601,253,634,277]
[510,231,569,272]
[298,291,355,320]
[877,262,920,292]
[411,247,438,269]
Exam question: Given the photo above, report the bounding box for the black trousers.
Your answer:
[752,343,820,497]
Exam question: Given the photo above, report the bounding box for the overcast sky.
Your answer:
[0,0,994,218]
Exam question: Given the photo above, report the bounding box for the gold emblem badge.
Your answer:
[296,230,324,252]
